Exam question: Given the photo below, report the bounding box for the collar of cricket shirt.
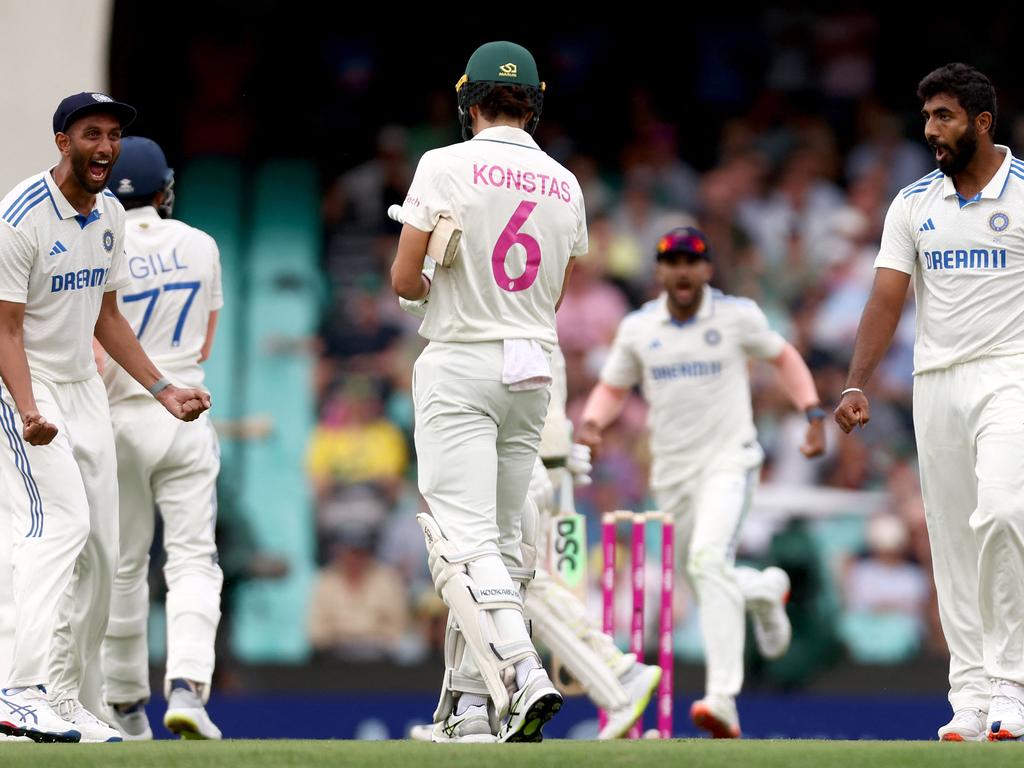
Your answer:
[941,144,1015,205]
[470,125,541,151]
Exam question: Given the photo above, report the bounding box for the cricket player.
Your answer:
[390,41,586,742]
[578,227,825,739]
[401,330,663,741]
[0,93,210,743]
[98,137,224,741]
[835,63,1024,742]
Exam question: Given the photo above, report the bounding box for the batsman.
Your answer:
[404,335,664,741]
[390,40,587,743]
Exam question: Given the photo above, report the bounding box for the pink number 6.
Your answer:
[492,200,541,292]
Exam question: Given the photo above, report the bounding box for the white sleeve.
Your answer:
[104,217,130,292]
[873,194,917,275]
[599,317,641,389]
[401,150,450,233]
[571,192,588,258]
[0,222,35,303]
[209,236,224,312]
[738,301,787,360]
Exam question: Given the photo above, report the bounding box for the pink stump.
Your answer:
[658,515,675,738]
[598,513,617,732]
[628,515,646,739]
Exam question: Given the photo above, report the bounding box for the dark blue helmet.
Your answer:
[109,136,175,217]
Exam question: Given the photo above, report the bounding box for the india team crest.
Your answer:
[102,229,114,253]
[990,212,1010,232]
[704,329,721,346]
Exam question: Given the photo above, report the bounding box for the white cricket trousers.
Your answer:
[654,456,768,700]
[0,375,117,699]
[413,341,549,680]
[102,398,222,704]
[914,354,1024,711]
[0,501,14,687]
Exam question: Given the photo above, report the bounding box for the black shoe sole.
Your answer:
[0,721,80,743]
[503,693,562,743]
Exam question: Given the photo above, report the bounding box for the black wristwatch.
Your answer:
[805,406,827,423]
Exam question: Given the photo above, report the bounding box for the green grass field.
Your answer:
[0,739,1015,768]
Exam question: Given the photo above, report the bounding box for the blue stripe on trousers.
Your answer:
[0,386,44,537]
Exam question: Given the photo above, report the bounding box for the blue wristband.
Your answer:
[805,406,826,422]
[148,377,171,396]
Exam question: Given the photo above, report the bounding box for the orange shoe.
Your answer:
[937,708,986,741]
[690,697,741,739]
[988,680,1024,741]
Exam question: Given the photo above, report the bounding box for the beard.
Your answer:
[69,146,108,194]
[933,124,978,176]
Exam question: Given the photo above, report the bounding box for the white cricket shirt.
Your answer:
[0,169,129,383]
[103,206,223,404]
[875,145,1024,373]
[600,287,786,489]
[401,126,587,346]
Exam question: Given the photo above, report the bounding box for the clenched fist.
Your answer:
[22,411,57,446]
[156,385,212,422]
[834,390,870,434]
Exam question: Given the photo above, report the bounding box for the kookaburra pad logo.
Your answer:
[477,588,522,601]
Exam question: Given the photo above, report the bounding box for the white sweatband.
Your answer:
[840,387,864,398]
[148,377,172,396]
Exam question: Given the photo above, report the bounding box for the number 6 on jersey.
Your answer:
[492,200,541,292]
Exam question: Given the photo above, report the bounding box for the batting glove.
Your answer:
[567,442,593,486]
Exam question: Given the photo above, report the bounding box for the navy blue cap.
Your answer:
[53,91,136,135]
[109,137,171,200]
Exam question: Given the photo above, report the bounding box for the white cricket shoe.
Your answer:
[0,687,80,743]
[598,662,662,740]
[748,567,792,660]
[108,700,153,741]
[164,680,222,740]
[989,679,1024,741]
[53,698,122,743]
[690,695,741,739]
[498,668,562,743]
[430,705,495,743]
[937,707,986,742]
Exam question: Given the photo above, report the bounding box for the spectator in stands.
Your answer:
[308,525,409,660]
[839,513,930,663]
[322,125,412,235]
[307,376,408,501]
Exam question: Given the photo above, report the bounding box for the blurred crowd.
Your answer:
[303,64,950,684]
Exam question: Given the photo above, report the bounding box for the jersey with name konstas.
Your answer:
[103,207,222,405]
[600,287,786,489]
[875,146,1024,373]
[0,169,129,382]
[401,125,587,346]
